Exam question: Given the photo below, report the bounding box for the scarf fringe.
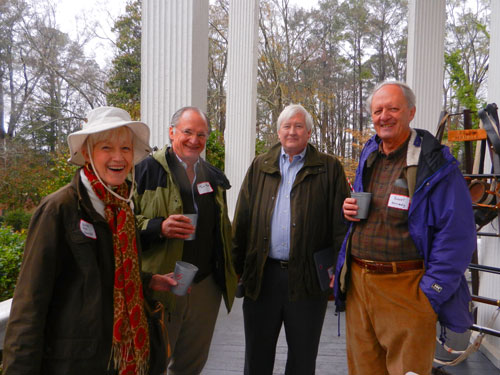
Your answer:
[109,341,150,375]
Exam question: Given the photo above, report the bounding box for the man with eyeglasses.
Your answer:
[133,106,237,375]
[232,104,350,374]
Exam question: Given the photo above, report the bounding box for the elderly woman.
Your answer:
[3,107,175,375]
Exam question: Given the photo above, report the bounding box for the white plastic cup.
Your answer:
[171,261,199,296]
[351,192,372,220]
[183,213,197,241]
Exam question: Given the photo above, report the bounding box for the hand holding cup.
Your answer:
[343,192,372,221]
[170,261,198,296]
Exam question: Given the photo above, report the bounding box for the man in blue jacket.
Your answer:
[333,81,476,375]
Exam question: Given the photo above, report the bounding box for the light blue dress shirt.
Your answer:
[269,147,307,260]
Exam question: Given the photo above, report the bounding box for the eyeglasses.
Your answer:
[175,128,208,139]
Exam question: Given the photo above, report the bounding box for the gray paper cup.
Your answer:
[352,192,372,219]
[183,214,197,241]
[171,261,198,296]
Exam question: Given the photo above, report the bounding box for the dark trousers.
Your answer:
[242,259,328,375]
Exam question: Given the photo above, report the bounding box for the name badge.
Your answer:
[197,181,214,195]
[327,266,334,279]
[80,219,97,239]
[388,194,410,211]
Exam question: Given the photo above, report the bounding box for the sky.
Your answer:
[55,0,319,68]
[55,0,126,68]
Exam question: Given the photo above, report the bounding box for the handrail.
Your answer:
[0,298,13,350]
[476,232,500,237]
[470,324,500,338]
[463,174,500,178]
[468,263,500,275]
[471,295,500,307]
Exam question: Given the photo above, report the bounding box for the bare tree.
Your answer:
[208,0,229,134]
[1,0,106,150]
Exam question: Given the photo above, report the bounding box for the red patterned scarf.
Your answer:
[84,165,150,375]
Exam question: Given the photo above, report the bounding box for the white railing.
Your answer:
[0,298,12,350]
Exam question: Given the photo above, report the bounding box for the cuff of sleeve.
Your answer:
[146,217,164,238]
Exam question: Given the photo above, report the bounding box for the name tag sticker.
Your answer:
[197,181,214,195]
[80,219,97,239]
[388,194,410,211]
[327,266,334,279]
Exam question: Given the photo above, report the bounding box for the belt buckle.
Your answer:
[363,259,375,271]
[279,260,288,269]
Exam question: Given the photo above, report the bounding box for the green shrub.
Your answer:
[206,130,225,171]
[3,210,32,232]
[0,225,26,301]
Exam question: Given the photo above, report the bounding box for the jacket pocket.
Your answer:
[386,184,411,221]
[67,229,98,271]
[44,338,98,359]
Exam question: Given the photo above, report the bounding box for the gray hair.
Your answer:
[365,80,416,114]
[170,106,211,135]
[277,104,313,132]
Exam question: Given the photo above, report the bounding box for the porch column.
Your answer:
[224,0,259,219]
[406,0,446,132]
[141,0,209,148]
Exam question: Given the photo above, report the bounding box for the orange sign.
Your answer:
[448,129,487,142]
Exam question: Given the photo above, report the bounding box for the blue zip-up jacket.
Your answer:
[334,128,476,333]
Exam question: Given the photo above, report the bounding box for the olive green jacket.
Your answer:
[133,145,237,312]
[3,171,158,375]
[232,143,350,301]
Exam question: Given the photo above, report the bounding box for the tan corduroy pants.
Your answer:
[346,261,437,375]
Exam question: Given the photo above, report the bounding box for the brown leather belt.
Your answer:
[352,256,424,274]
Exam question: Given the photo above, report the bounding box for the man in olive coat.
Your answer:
[232,104,350,375]
[134,107,237,375]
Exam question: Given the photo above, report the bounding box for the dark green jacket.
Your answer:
[232,143,349,301]
[3,171,156,375]
[133,145,237,312]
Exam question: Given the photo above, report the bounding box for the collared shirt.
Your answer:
[351,138,421,261]
[269,147,307,260]
[175,153,200,213]
[80,169,105,218]
[167,148,216,282]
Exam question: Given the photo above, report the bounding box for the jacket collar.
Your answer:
[153,144,171,171]
[152,144,231,190]
[73,170,108,223]
[365,129,419,167]
[360,128,452,192]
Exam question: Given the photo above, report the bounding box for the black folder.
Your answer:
[313,247,334,291]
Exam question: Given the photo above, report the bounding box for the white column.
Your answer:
[475,0,500,368]
[406,0,446,132]
[141,0,209,148]
[225,0,259,219]
[488,1,500,104]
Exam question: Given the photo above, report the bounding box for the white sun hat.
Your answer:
[67,106,152,166]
